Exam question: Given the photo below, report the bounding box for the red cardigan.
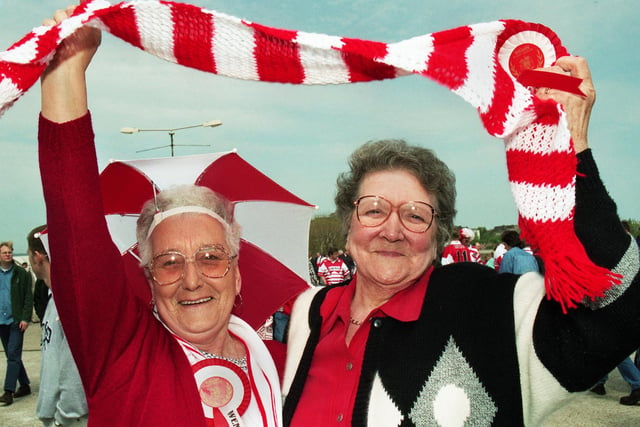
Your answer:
[39,113,207,427]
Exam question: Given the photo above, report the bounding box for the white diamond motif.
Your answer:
[433,384,470,427]
[368,373,404,426]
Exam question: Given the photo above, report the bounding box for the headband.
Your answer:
[146,206,231,240]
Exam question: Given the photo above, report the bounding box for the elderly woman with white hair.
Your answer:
[36,5,281,426]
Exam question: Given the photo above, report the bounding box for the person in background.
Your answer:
[339,249,357,277]
[589,356,640,405]
[282,56,640,426]
[0,241,33,406]
[314,252,325,269]
[498,230,540,275]
[440,227,480,264]
[484,243,502,269]
[307,254,322,287]
[36,5,281,425]
[492,242,507,271]
[317,247,351,285]
[27,225,89,426]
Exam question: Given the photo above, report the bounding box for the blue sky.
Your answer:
[1,0,638,254]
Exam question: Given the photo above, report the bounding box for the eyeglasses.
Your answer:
[148,245,237,286]
[354,195,438,233]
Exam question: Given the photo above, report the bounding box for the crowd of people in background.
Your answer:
[438,226,541,275]
[309,220,640,283]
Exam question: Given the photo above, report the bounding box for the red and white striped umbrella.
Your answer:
[99,150,316,329]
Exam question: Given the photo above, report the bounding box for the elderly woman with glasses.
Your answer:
[36,5,281,426]
[283,57,640,426]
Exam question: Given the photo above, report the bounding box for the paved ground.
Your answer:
[1,324,640,426]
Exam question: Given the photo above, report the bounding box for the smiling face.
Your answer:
[346,169,438,292]
[148,213,240,345]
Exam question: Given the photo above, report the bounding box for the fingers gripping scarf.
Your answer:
[0,0,620,311]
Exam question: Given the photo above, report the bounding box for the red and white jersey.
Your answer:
[317,258,350,285]
[493,243,507,271]
[469,246,481,263]
[441,240,481,265]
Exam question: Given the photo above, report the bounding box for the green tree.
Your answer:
[309,214,345,256]
[624,218,639,237]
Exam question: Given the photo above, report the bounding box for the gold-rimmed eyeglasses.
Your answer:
[148,245,237,286]
[354,195,438,233]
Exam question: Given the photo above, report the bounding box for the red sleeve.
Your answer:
[38,113,155,392]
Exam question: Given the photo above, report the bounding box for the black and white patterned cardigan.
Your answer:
[282,150,640,426]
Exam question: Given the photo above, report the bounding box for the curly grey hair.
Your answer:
[335,139,457,255]
[136,185,241,265]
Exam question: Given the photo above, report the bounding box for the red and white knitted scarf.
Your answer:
[0,0,620,311]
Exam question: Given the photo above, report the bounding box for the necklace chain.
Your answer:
[201,351,248,370]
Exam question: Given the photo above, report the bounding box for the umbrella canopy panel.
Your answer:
[99,150,316,329]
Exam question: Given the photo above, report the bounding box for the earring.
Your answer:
[233,293,243,309]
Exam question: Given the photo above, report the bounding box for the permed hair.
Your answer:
[334,139,457,255]
[136,185,241,266]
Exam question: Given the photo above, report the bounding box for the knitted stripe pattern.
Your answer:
[0,0,620,310]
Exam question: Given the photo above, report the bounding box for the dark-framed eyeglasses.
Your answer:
[148,245,237,286]
[354,195,438,233]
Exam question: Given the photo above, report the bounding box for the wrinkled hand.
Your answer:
[534,56,595,153]
[42,5,101,78]
[41,3,101,123]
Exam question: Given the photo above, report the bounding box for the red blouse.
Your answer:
[289,267,432,425]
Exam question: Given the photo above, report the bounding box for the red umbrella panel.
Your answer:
[99,150,316,330]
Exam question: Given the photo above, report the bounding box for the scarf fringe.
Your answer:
[519,218,622,313]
